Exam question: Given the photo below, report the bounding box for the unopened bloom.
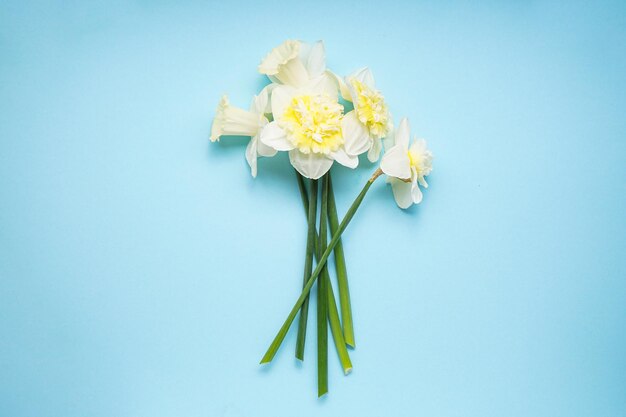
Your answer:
[380,118,433,208]
[210,89,276,177]
[337,68,392,162]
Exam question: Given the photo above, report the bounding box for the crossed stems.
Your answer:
[260,168,383,373]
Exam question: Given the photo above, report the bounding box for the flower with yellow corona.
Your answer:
[259,73,362,179]
[380,117,433,208]
[210,89,276,177]
[338,68,393,163]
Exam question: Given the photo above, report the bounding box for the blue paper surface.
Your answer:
[1,1,625,416]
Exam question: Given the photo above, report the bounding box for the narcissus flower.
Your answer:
[380,118,433,208]
[337,68,392,162]
[259,75,361,179]
[210,89,276,177]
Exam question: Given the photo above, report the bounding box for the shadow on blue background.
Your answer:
[1,1,625,416]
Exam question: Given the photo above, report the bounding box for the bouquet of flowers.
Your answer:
[210,39,434,397]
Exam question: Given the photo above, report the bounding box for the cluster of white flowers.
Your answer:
[210,39,433,208]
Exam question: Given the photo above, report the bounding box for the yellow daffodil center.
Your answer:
[281,94,344,154]
[352,80,390,139]
[408,149,423,173]
[407,143,433,177]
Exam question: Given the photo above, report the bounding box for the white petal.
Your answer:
[394,117,410,148]
[271,85,296,120]
[256,134,278,157]
[331,148,358,169]
[382,126,396,150]
[388,177,414,209]
[411,178,424,204]
[245,137,258,178]
[418,175,429,188]
[341,111,371,156]
[367,137,382,162]
[259,121,294,151]
[380,145,411,179]
[306,41,326,79]
[304,72,338,99]
[251,85,272,114]
[289,150,333,179]
[298,41,311,63]
[345,76,360,108]
[351,67,375,89]
[329,71,352,101]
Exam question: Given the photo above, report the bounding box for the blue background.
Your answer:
[1,1,625,416]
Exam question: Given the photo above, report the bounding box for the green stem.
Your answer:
[327,278,353,374]
[260,168,383,365]
[327,174,355,348]
[295,177,317,360]
[317,175,329,397]
[295,172,309,216]
[296,171,352,374]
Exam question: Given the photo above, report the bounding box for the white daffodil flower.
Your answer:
[258,39,328,89]
[336,68,392,163]
[380,118,433,208]
[210,89,276,177]
[259,74,364,179]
